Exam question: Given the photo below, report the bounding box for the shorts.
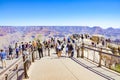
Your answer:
[1,59,6,62]
[9,52,12,55]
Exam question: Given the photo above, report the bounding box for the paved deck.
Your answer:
[0,58,18,72]
[23,48,120,80]
[26,57,106,80]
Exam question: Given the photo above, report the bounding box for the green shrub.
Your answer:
[114,64,120,73]
[111,47,117,55]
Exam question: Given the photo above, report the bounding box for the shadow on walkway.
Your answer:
[71,57,115,80]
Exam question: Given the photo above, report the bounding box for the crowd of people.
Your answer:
[0,41,32,69]
[0,36,79,69]
[0,34,95,69]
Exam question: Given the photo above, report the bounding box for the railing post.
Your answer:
[93,49,95,62]
[98,48,102,67]
[109,56,113,69]
[87,49,89,59]
[48,48,50,56]
[23,54,29,79]
[32,51,35,62]
[16,64,18,80]
[81,43,84,58]
[77,47,80,58]
[5,74,8,80]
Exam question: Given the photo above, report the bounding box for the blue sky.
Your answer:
[0,0,120,28]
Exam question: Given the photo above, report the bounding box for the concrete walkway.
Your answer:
[25,52,109,80]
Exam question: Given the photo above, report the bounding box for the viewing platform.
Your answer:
[0,36,120,80]
[23,49,120,80]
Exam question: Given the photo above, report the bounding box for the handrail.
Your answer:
[0,49,35,80]
[84,43,116,52]
[0,55,23,76]
[84,46,120,58]
[4,60,23,80]
[79,42,120,73]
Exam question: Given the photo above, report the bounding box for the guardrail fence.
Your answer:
[79,43,120,73]
[0,48,36,80]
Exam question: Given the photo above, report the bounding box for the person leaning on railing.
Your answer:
[23,48,31,70]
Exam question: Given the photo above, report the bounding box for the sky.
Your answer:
[0,0,120,28]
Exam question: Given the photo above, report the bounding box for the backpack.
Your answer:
[67,44,73,51]
[69,44,73,50]
[72,40,75,43]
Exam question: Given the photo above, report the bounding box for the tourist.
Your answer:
[14,42,19,58]
[21,42,25,52]
[67,41,74,58]
[75,40,80,57]
[32,41,37,51]
[65,45,68,57]
[18,43,22,55]
[16,46,19,58]
[28,41,32,52]
[50,37,54,49]
[47,40,51,56]
[43,41,47,56]
[23,48,31,70]
[57,41,62,58]
[9,45,13,60]
[37,40,43,59]
[63,37,66,44]
[102,40,105,47]
[15,42,18,49]
[0,49,7,68]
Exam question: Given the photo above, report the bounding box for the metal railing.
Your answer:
[0,49,36,80]
[77,43,120,73]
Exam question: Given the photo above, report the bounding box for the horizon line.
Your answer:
[0,25,120,29]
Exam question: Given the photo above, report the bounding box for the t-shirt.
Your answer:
[9,47,13,52]
[16,47,19,52]
[57,45,61,50]
[37,42,42,48]
[0,52,7,59]
[32,41,37,47]
[22,44,25,51]
[67,44,73,51]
